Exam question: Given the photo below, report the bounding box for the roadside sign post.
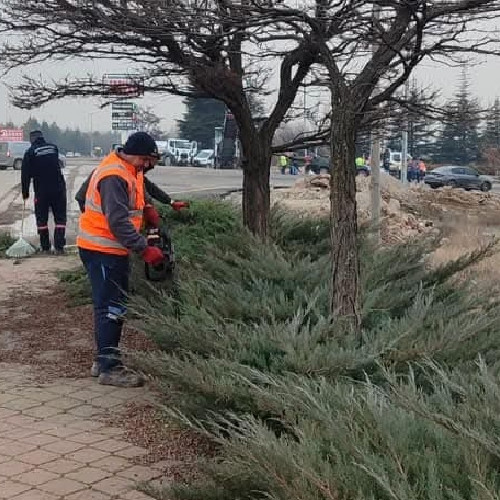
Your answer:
[103,74,144,143]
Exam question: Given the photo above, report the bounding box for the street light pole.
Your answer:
[401,79,410,186]
[90,113,94,157]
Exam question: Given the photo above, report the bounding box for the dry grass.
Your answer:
[432,217,500,286]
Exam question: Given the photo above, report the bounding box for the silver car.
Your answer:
[0,140,66,170]
[0,141,31,170]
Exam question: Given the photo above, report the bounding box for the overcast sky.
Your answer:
[1,55,500,134]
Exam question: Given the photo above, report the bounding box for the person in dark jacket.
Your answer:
[75,160,172,213]
[22,130,67,254]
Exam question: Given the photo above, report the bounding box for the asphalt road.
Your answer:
[0,158,298,245]
[2,158,498,246]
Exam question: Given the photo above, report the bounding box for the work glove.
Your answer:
[143,204,160,227]
[171,200,190,212]
[142,246,164,266]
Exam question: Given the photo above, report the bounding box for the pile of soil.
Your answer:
[272,174,435,244]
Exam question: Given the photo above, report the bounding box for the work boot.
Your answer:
[54,248,66,256]
[90,361,99,377]
[98,367,145,388]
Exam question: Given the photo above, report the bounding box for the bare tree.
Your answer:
[2,0,500,323]
[244,0,500,323]
[316,0,500,324]
[0,0,324,236]
[135,106,162,136]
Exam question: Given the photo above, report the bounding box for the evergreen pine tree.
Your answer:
[178,98,226,149]
[482,98,500,149]
[385,81,438,159]
[434,68,481,164]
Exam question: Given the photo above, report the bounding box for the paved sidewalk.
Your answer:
[0,363,161,499]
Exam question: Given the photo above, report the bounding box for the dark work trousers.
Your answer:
[34,190,67,251]
[79,248,130,373]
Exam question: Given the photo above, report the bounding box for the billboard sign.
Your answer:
[103,75,144,98]
[111,101,136,111]
[111,101,138,130]
[111,120,137,131]
[0,129,23,141]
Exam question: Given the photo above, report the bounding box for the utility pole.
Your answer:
[303,79,308,158]
[370,6,381,242]
[401,79,410,185]
[89,113,94,157]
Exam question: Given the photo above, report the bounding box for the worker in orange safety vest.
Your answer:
[77,132,164,387]
[418,158,427,182]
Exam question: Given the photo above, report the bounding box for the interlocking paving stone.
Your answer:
[18,449,60,466]
[41,458,83,474]
[65,466,112,484]
[93,476,135,495]
[0,372,158,500]
[0,460,34,477]
[66,448,111,464]
[68,432,110,445]
[91,438,131,453]
[0,441,38,457]
[22,405,63,419]
[39,476,86,495]
[117,464,163,481]
[9,491,59,500]
[45,396,83,410]
[123,491,156,499]
[65,490,111,500]
[13,468,60,486]
[91,455,132,473]
[19,433,59,447]
[42,439,86,455]
[0,480,31,498]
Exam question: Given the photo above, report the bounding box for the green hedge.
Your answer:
[130,201,500,500]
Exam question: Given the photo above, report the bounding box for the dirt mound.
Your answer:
[272,174,434,244]
[393,185,500,220]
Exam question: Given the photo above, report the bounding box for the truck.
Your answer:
[386,150,412,178]
[156,138,197,166]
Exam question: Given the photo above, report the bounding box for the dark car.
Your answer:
[424,166,492,192]
[307,156,330,174]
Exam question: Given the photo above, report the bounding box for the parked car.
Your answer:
[356,164,371,177]
[193,149,215,167]
[0,141,31,170]
[0,141,66,170]
[58,153,66,169]
[424,165,492,192]
[307,155,330,174]
[306,156,371,176]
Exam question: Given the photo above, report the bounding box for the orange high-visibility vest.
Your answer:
[77,152,145,256]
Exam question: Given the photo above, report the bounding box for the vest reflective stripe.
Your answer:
[77,152,144,256]
[78,230,127,251]
[85,198,102,213]
[86,164,138,210]
[84,198,142,218]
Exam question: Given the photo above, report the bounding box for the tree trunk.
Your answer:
[329,102,361,327]
[241,140,272,238]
